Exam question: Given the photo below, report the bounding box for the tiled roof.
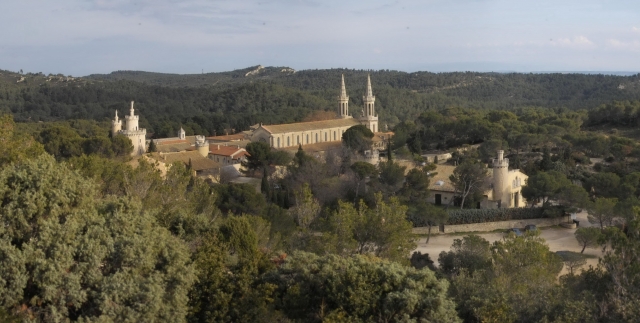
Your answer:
[210,145,247,158]
[156,142,192,153]
[150,151,221,171]
[429,164,493,193]
[260,118,360,134]
[207,133,246,141]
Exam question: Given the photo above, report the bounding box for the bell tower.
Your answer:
[359,75,379,132]
[338,74,351,119]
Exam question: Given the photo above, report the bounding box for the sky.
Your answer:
[1,0,640,76]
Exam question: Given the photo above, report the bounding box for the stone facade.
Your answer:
[112,101,146,156]
[251,75,380,148]
[427,150,528,209]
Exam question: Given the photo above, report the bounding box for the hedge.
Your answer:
[445,207,556,225]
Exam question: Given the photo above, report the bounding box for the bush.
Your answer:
[444,207,553,225]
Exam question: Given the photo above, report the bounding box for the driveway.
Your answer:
[414,211,603,275]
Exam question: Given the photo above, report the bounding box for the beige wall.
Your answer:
[412,216,566,235]
[253,125,354,148]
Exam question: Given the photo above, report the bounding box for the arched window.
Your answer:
[306,134,309,144]
[297,135,300,145]
[316,133,318,142]
[333,131,336,140]
[277,138,280,148]
[287,137,290,147]
[324,132,327,141]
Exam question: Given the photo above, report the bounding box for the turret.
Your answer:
[111,110,122,136]
[124,101,140,131]
[492,150,510,207]
[178,127,186,140]
[195,135,209,157]
[338,74,351,118]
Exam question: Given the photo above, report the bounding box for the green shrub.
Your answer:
[444,207,554,225]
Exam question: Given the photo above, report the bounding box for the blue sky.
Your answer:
[2,0,640,76]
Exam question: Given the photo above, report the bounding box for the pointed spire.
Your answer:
[115,110,119,122]
[365,74,373,98]
[340,74,347,98]
[129,101,135,116]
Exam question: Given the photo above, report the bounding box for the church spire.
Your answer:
[340,74,347,98]
[365,74,373,98]
[338,74,350,119]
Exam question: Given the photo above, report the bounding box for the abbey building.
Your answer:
[250,75,380,148]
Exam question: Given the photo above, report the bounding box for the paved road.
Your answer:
[414,211,602,274]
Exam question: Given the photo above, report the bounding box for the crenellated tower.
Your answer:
[112,101,147,156]
[359,75,379,132]
[338,74,351,119]
[111,110,122,136]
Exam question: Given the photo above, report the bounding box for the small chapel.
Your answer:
[250,75,380,148]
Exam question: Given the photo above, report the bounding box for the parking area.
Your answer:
[413,211,602,274]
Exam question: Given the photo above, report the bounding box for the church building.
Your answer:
[112,101,147,156]
[250,75,380,148]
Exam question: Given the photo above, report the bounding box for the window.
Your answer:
[333,131,336,140]
[287,137,290,146]
[316,133,318,142]
[277,138,280,148]
[297,135,300,145]
[306,134,309,144]
[324,132,327,141]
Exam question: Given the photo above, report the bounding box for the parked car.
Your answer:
[524,224,537,232]
[506,228,523,236]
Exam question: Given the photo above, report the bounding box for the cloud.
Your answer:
[633,26,640,33]
[607,39,640,50]
[550,36,594,48]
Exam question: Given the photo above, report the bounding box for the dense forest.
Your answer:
[3,66,640,322]
[2,67,640,137]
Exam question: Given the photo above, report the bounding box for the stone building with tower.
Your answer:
[112,101,147,156]
[250,75,381,148]
[426,150,528,209]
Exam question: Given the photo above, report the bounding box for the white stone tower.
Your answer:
[195,135,210,157]
[178,127,186,140]
[112,101,147,156]
[359,75,379,133]
[492,150,509,208]
[338,74,351,119]
[111,110,122,137]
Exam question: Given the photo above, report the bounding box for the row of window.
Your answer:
[273,129,344,148]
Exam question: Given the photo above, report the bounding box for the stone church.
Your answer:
[250,75,380,148]
[111,101,147,156]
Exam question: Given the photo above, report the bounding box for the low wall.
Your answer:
[412,217,567,235]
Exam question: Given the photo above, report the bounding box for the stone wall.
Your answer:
[412,217,567,235]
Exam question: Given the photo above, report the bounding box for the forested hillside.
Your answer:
[2,67,640,138]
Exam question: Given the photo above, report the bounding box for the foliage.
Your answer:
[445,207,547,225]
[587,197,618,229]
[574,227,603,253]
[438,235,492,276]
[0,114,45,167]
[556,251,588,275]
[341,125,374,153]
[449,161,488,209]
[266,251,461,323]
[323,194,415,262]
[0,155,196,322]
[450,232,563,322]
